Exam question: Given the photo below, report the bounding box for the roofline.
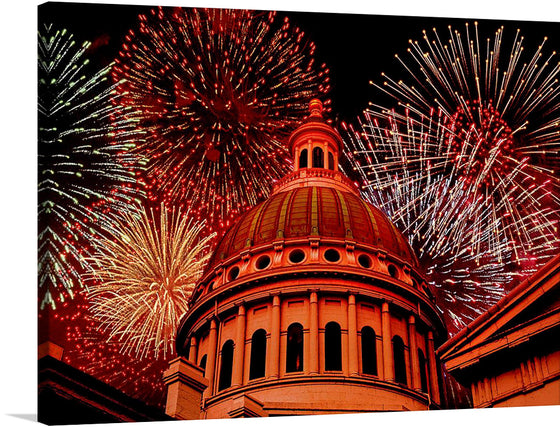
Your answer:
[438,252,560,356]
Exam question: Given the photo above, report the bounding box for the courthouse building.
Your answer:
[438,253,560,408]
[38,100,560,424]
[163,100,448,419]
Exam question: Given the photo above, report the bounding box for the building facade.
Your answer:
[38,342,171,424]
[438,253,560,408]
[164,100,448,419]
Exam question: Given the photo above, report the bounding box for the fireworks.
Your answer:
[375,22,560,179]
[38,291,169,407]
[85,203,215,359]
[344,22,560,332]
[111,6,331,231]
[38,24,139,310]
[345,115,508,332]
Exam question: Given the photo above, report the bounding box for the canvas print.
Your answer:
[37,1,560,425]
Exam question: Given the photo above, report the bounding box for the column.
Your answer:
[470,382,479,407]
[520,360,530,388]
[232,304,246,387]
[408,315,421,390]
[188,336,198,364]
[307,140,312,167]
[323,141,329,169]
[268,294,281,379]
[203,318,218,398]
[427,331,440,405]
[534,356,545,382]
[490,377,498,403]
[348,294,359,376]
[381,301,394,381]
[309,291,319,374]
[482,379,490,406]
[479,380,487,406]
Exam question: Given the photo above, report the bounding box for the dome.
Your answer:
[167,100,447,420]
[208,184,418,270]
[205,97,418,272]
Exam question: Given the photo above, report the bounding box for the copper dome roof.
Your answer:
[208,185,418,269]
[204,99,419,272]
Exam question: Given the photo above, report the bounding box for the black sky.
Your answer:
[39,1,560,125]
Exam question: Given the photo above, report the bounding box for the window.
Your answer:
[288,249,305,264]
[324,248,341,263]
[358,254,372,268]
[388,264,398,278]
[249,329,267,380]
[199,354,207,376]
[361,326,377,375]
[324,322,342,371]
[286,323,304,372]
[255,255,271,270]
[393,335,407,385]
[328,151,335,170]
[299,149,308,169]
[218,340,234,391]
[228,266,240,281]
[312,147,324,168]
[418,349,428,392]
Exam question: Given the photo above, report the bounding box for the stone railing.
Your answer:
[272,168,360,195]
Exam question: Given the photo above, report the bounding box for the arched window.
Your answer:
[418,349,428,393]
[361,326,377,375]
[325,322,342,371]
[328,151,335,170]
[299,149,308,169]
[286,323,304,373]
[199,354,207,376]
[312,147,324,168]
[393,335,407,385]
[218,340,234,391]
[249,329,267,380]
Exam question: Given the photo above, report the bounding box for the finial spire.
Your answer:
[309,98,323,118]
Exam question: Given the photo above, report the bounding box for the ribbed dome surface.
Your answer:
[209,186,418,268]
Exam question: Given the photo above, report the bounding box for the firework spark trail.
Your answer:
[111,7,331,233]
[371,24,559,231]
[47,291,169,407]
[38,24,141,310]
[389,23,560,155]
[344,88,560,332]
[85,203,215,359]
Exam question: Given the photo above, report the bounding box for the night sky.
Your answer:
[10,0,559,424]
[39,1,560,124]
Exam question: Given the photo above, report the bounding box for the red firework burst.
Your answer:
[111,6,331,233]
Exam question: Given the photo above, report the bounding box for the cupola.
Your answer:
[289,99,343,172]
[272,99,358,196]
